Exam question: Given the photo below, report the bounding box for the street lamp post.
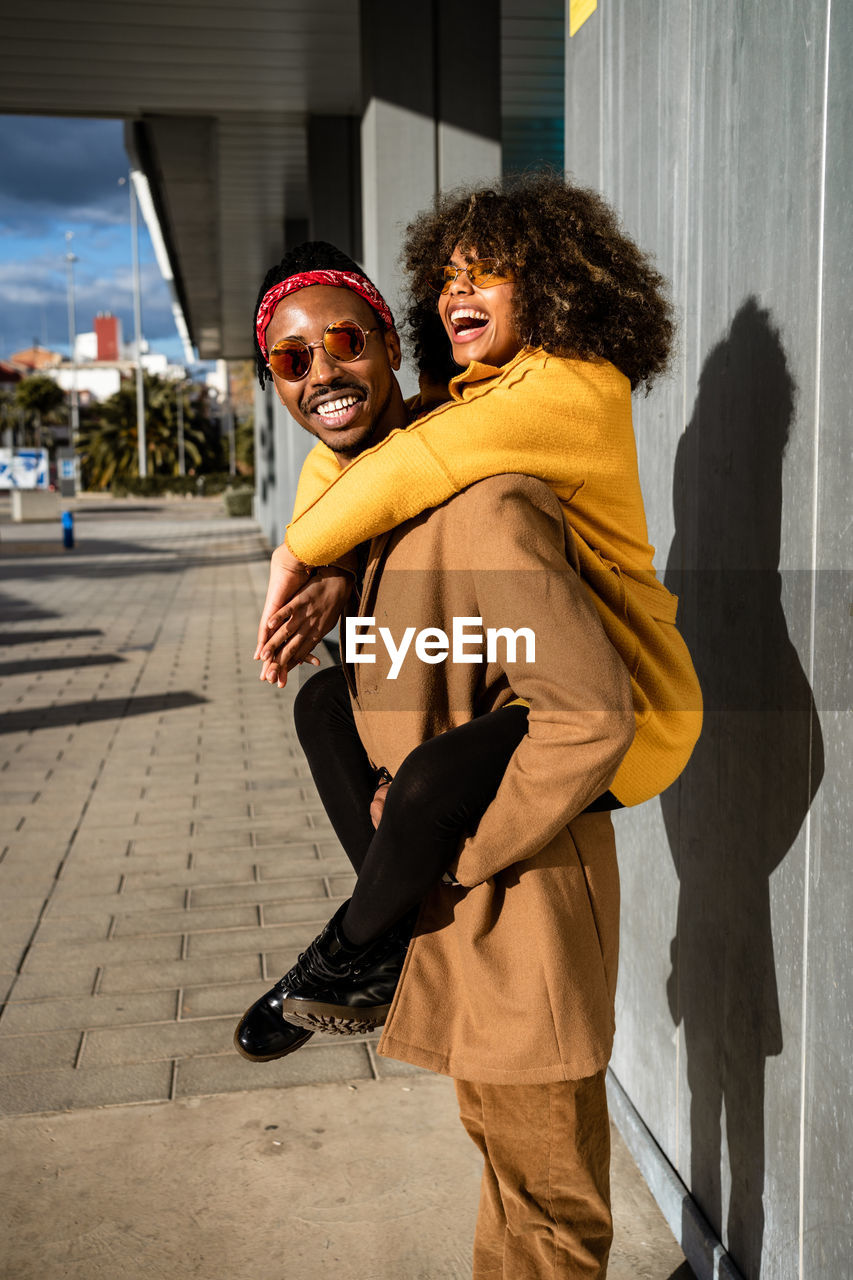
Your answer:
[64,231,80,437]
[119,174,147,478]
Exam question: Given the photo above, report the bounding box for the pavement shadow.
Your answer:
[0,591,61,623]
[662,299,824,1277]
[0,629,105,646]
[0,549,266,584]
[0,654,124,678]
[71,504,165,516]
[0,536,173,559]
[0,691,207,735]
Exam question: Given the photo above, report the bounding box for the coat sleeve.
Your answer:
[284,357,600,566]
[450,476,635,888]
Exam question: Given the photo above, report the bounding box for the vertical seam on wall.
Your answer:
[798,3,832,1276]
[432,0,440,198]
[693,2,706,386]
[675,0,695,1178]
[598,0,605,191]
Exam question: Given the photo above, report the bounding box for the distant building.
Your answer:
[73,333,98,362]
[41,313,189,403]
[51,365,123,402]
[94,313,122,362]
[9,347,63,372]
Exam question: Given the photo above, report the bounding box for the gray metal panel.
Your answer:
[308,116,362,261]
[668,12,824,1272]
[610,801,682,1165]
[603,0,692,1195]
[563,0,602,190]
[803,0,853,1273]
[674,6,826,1274]
[253,380,279,548]
[438,1,502,189]
[359,2,438,371]
[253,382,319,551]
[566,3,846,1275]
[217,113,307,357]
[359,2,502,394]
[502,0,565,171]
[502,1,566,116]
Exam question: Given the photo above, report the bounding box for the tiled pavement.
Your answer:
[0,495,409,1116]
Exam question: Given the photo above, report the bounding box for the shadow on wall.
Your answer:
[662,299,824,1279]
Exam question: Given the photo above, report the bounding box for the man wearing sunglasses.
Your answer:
[256,257,407,462]
[246,241,634,1277]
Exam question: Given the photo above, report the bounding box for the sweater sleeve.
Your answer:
[449,477,635,887]
[284,356,597,566]
[292,441,343,519]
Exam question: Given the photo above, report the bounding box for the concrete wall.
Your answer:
[253,381,317,549]
[564,3,850,1277]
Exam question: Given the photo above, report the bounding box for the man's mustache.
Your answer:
[301,380,367,415]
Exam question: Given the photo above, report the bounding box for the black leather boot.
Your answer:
[277,901,415,1036]
[233,988,314,1062]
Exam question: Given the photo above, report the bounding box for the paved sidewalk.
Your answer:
[0,494,377,1111]
[0,495,690,1279]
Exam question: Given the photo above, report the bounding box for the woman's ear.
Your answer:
[384,327,402,371]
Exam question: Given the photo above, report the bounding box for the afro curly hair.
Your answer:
[402,172,674,393]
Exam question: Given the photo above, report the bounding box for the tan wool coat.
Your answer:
[343,474,636,1084]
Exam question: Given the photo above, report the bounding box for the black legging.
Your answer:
[293,665,529,946]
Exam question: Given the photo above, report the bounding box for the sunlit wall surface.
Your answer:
[566,5,851,1278]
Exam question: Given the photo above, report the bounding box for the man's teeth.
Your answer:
[316,395,360,419]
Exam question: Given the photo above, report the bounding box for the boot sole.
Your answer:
[280,998,392,1036]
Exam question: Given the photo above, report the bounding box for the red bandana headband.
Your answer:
[256,269,395,361]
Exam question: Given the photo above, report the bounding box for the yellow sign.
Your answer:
[570,0,598,37]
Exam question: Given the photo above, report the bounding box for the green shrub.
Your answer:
[112,472,235,498]
[223,486,255,517]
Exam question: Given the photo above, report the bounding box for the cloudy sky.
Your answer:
[0,115,184,363]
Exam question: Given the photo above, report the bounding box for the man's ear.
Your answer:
[384,327,402,370]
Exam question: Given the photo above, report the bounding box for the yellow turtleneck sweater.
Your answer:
[287,347,702,807]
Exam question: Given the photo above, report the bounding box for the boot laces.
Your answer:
[275,937,340,992]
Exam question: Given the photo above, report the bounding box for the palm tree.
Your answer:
[77,373,212,489]
[14,375,66,446]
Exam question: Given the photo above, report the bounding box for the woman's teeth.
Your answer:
[451,308,489,335]
[316,395,360,422]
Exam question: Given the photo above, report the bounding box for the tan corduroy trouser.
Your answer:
[455,1072,612,1279]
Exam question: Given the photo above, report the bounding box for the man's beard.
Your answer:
[324,416,380,458]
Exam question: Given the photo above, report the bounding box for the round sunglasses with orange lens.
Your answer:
[429,258,515,295]
[268,320,380,381]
